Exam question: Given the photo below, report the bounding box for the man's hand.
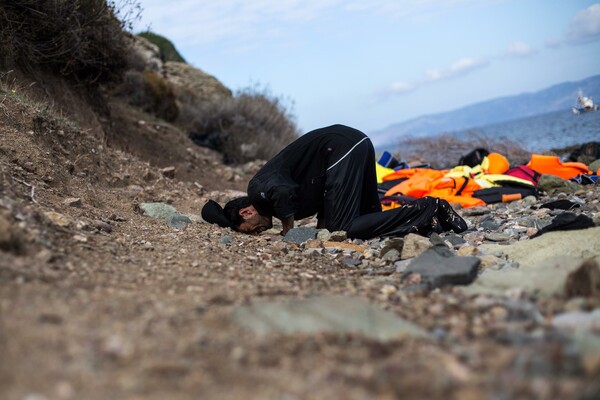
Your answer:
[280,216,294,236]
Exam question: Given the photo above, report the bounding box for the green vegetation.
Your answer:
[138,32,187,63]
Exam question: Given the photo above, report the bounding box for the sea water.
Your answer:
[450,109,600,152]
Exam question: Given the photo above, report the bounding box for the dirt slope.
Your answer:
[1,91,599,400]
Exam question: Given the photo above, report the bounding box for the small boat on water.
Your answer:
[572,92,599,115]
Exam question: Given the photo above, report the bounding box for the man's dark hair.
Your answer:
[223,196,252,229]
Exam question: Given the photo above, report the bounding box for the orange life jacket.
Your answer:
[527,154,591,180]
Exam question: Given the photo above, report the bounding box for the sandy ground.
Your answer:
[1,93,599,400]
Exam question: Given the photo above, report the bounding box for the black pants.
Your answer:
[323,137,381,232]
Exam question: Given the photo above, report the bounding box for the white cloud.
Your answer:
[426,57,489,80]
[134,0,342,45]
[388,81,416,93]
[384,56,489,96]
[565,4,600,45]
[544,37,562,49]
[506,41,536,57]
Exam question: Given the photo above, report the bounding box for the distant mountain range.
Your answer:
[369,74,600,149]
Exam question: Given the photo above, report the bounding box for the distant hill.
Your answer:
[369,74,600,148]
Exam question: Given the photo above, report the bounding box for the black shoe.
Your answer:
[436,200,468,233]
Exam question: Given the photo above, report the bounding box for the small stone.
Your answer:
[401,233,432,259]
[283,227,318,244]
[93,220,112,233]
[143,169,157,181]
[63,197,82,207]
[304,239,322,249]
[316,229,331,241]
[457,245,478,256]
[329,231,347,241]
[44,211,71,227]
[73,234,87,242]
[382,248,401,261]
[160,166,176,179]
[484,232,511,242]
[219,236,232,245]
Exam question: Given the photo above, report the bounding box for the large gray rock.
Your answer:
[140,202,191,229]
[402,248,480,289]
[462,256,600,298]
[231,295,430,341]
[537,174,583,193]
[283,227,318,244]
[479,227,600,268]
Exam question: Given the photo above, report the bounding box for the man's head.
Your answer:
[224,196,273,235]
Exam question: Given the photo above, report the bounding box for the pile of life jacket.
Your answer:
[377,149,594,209]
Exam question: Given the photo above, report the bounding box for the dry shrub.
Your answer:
[0,0,140,84]
[396,131,531,169]
[186,87,300,164]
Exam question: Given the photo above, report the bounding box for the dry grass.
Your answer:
[0,0,140,84]
[396,131,531,169]
[185,86,300,164]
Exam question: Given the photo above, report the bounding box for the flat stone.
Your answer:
[484,232,511,242]
[402,249,480,289]
[167,214,192,229]
[283,227,318,244]
[140,202,179,220]
[479,227,600,268]
[231,295,430,341]
[323,241,367,253]
[462,256,600,298]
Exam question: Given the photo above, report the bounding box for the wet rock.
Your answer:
[401,233,432,259]
[283,227,317,244]
[401,249,480,290]
[231,295,430,341]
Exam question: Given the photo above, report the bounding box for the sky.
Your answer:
[129,0,600,135]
